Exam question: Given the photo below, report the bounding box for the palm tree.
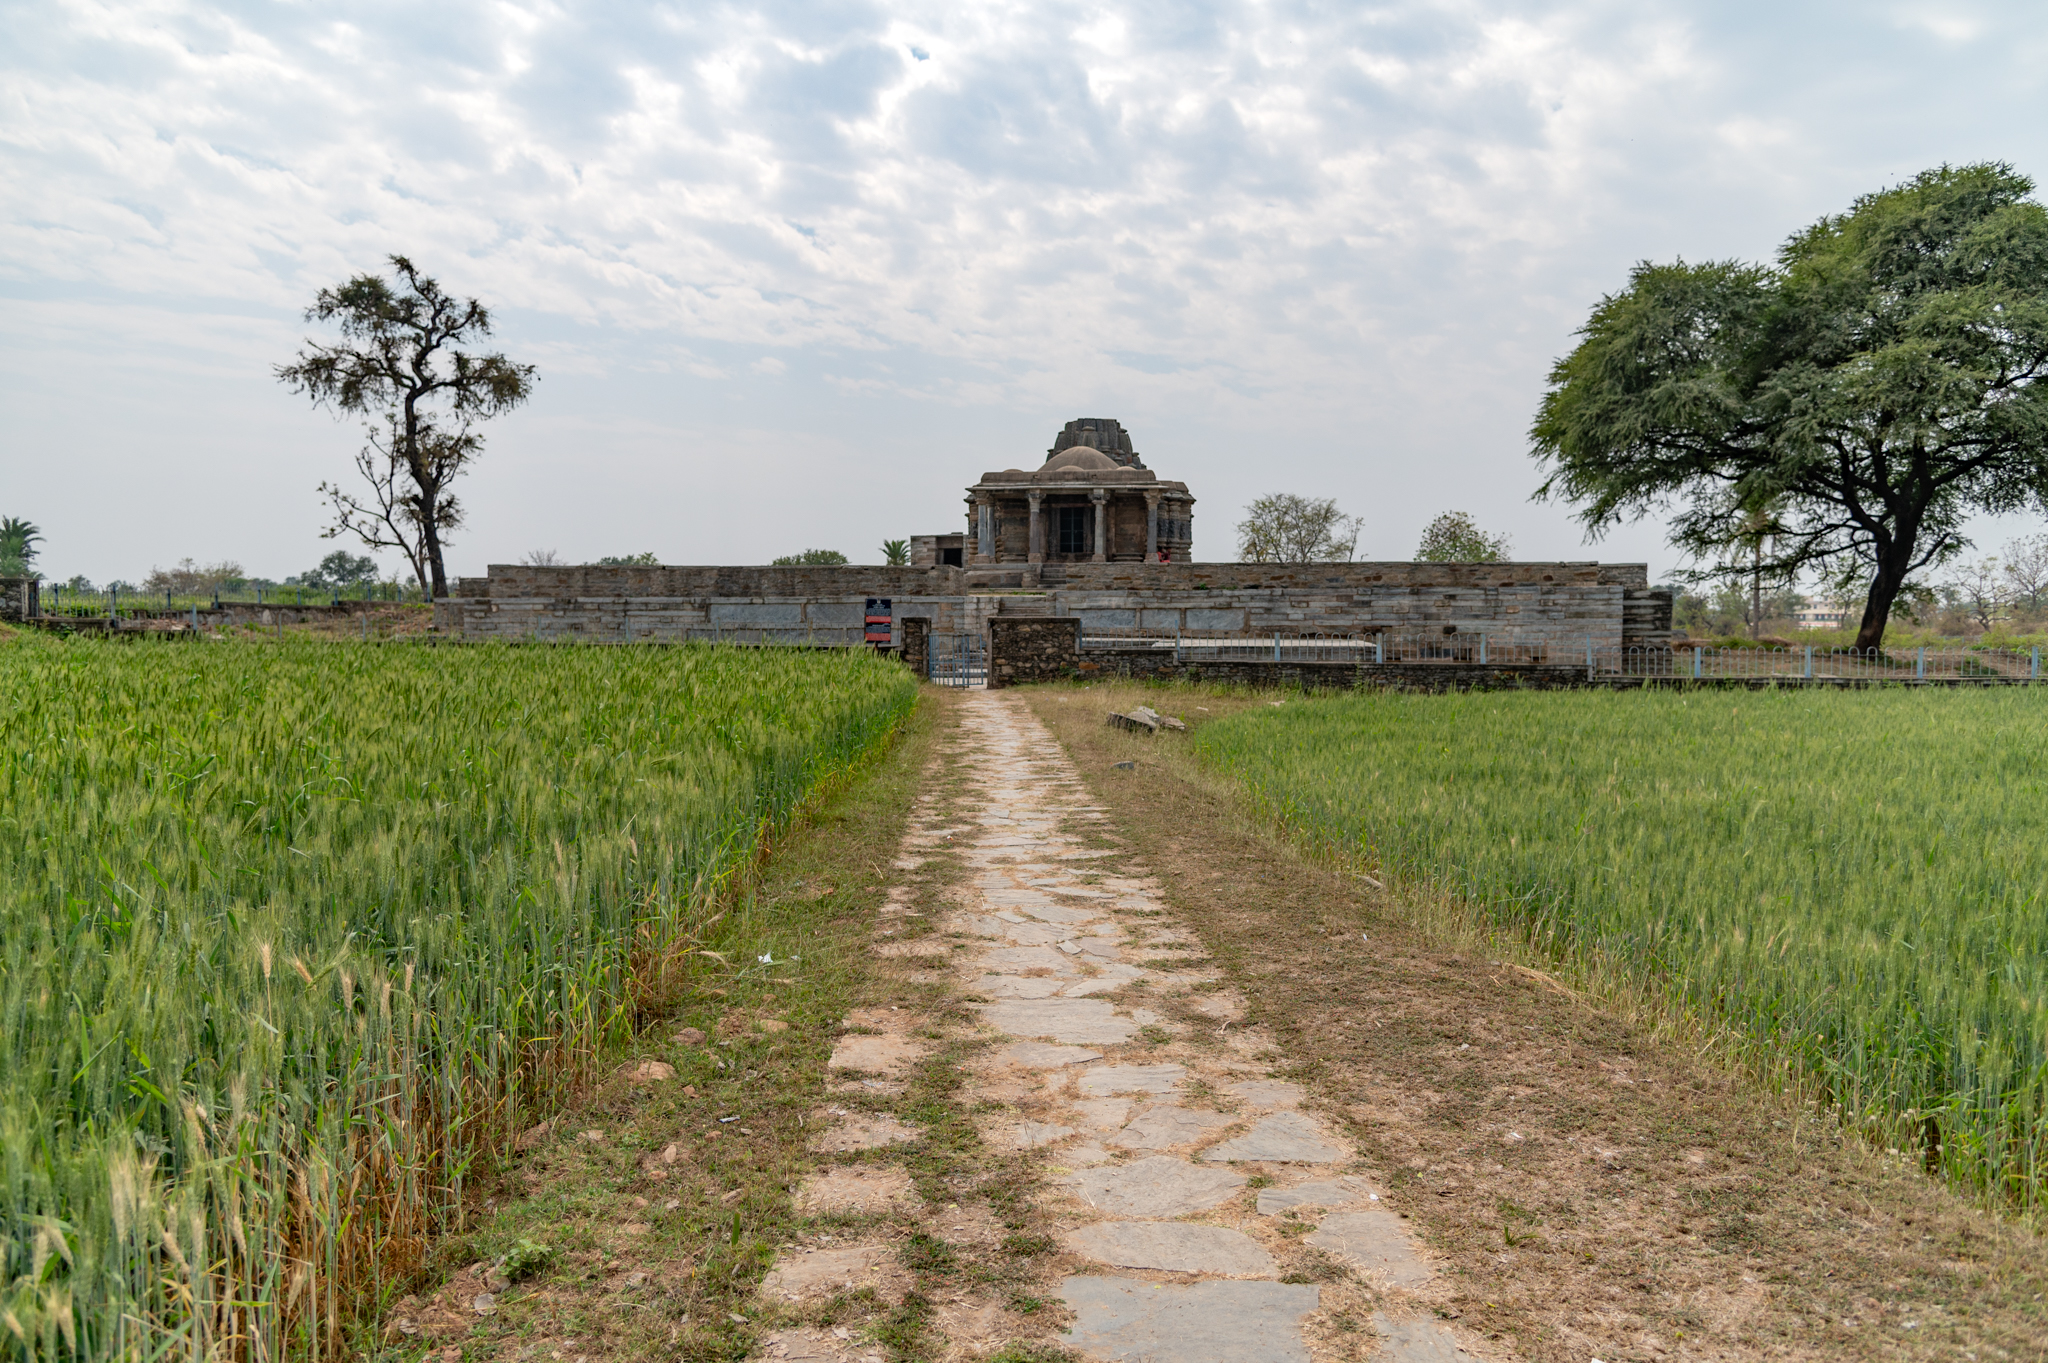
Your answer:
[0,517,42,576]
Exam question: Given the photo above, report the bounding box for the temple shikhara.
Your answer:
[912,419,1195,571]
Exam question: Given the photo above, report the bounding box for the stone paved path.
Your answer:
[761,691,1487,1362]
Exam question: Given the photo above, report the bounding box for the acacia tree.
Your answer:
[1532,164,2048,650]
[276,256,535,598]
[1236,494,1361,562]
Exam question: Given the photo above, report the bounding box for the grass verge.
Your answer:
[1022,680,2048,1363]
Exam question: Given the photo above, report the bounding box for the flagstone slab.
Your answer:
[1306,1212,1432,1286]
[811,1114,920,1152]
[1372,1313,1465,1361]
[1230,1080,1306,1108]
[1073,1098,1134,1130]
[999,921,1076,947]
[979,947,1078,975]
[1061,977,1128,997]
[1201,1111,1344,1163]
[979,998,1138,1045]
[1010,1122,1077,1149]
[1256,1179,1365,1215]
[1063,1155,1246,1217]
[1078,1064,1185,1096]
[1000,1041,1103,1068]
[828,1035,925,1074]
[1060,1277,1319,1363]
[1073,937,1126,959]
[1110,1104,1235,1150]
[972,974,1065,999]
[1064,1222,1277,1276]
[1014,902,1100,926]
[761,1246,887,1299]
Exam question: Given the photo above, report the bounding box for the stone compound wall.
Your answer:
[1045,561,1662,654]
[435,561,1669,652]
[435,566,975,644]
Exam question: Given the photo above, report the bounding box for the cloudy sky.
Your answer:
[4,0,2046,585]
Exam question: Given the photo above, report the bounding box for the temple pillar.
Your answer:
[1090,488,1108,562]
[1027,491,1044,564]
[1145,491,1161,563]
[972,496,994,563]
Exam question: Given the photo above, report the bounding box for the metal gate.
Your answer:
[928,632,986,687]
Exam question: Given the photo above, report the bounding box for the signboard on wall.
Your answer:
[864,597,893,645]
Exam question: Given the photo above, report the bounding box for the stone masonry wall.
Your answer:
[988,618,1082,688]
[434,562,1668,651]
[437,565,972,644]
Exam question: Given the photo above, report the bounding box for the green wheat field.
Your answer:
[1196,687,2048,1212]
[0,638,915,1360]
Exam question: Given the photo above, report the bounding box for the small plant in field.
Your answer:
[497,1238,556,1281]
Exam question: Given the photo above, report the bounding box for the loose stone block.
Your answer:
[1306,1212,1432,1286]
[1109,1104,1235,1150]
[978,998,1138,1045]
[1063,1155,1246,1217]
[1200,1111,1344,1163]
[1060,1277,1320,1363]
[1064,1222,1277,1276]
[1078,1064,1185,1096]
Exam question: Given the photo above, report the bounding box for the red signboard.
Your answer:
[864,597,893,645]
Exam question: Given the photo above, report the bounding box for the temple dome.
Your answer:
[1042,446,1120,473]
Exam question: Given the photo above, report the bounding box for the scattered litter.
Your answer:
[720,1115,740,1123]
[1112,760,1136,770]
[758,953,777,965]
[1361,933,1369,942]
[1357,874,1384,890]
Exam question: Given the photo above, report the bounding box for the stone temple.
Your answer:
[912,419,1196,572]
[437,416,1672,664]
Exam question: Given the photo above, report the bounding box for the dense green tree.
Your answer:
[596,552,660,565]
[1413,510,1510,562]
[1532,163,2048,649]
[0,517,41,576]
[277,256,536,599]
[772,548,849,565]
[1236,494,1361,562]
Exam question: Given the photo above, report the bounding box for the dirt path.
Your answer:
[760,690,1480,1363]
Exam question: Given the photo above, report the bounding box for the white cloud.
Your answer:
[3,0,2046,579]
